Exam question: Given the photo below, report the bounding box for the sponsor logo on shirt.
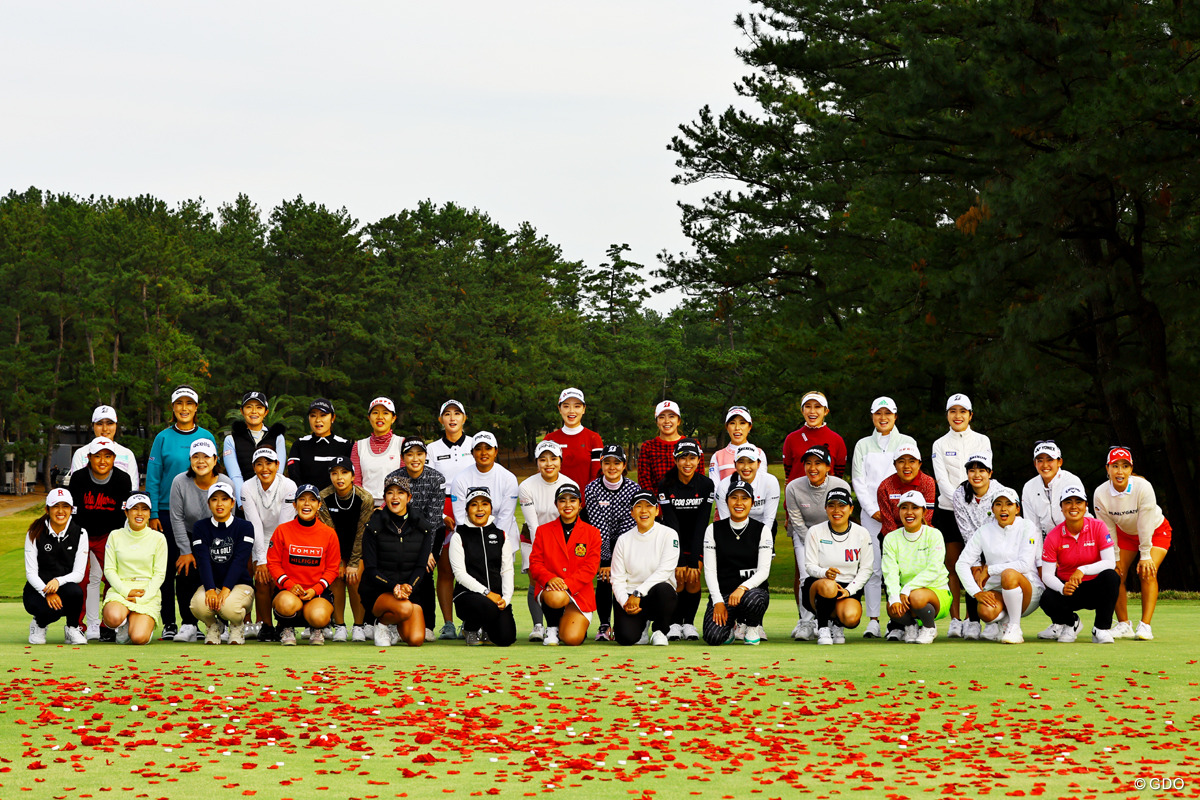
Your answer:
[845,548,861,562]
[288,544,323,566]
[575,542,587,557]
[436,455,450,461]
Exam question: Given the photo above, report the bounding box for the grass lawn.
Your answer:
[0,599,1196,800]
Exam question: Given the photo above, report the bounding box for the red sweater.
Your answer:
[782,425,848,484]
[543,427,603,492]
[876,472,937,536]
[637,437,682,494]
[267,518,341,593]
[529,518,602,612]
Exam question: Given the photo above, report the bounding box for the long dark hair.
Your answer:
[25,510,68,543]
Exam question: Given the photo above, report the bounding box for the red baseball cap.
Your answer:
[1106,446,1133,466]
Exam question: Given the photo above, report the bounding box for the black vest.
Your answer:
[365,510,430,582]
[231,421,287,481]
[453,523,506,597]
[34,522,84,583]
[712,517,767,596]
[326,489,365,544]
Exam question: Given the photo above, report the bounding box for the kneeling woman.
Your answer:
[529,483,602,646]
[188,482,256,645]
[449,487,517,647]
[802,487,873,645]
[267,485,340,646]
[955,488,1044,644]
[103,493,169,645]
[1039,485,1120,643]
[610,491,680,646]
[704,479,773,646]
[882,491,951,644]
[359,475,435,648]
[24,489,89,645]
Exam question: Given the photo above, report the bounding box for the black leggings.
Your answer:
[613,582,677,645]
[1040,569,1120,631]
[702,588,770,645]
[454,593,517,647]
[24,582,85,629]
[157,517,199,627]
[596,559,613,625]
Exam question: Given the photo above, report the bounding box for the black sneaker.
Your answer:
[256,623,279,643]
[160,623,178,641]
[99,626,117,643]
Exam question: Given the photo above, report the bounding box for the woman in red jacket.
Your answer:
[529,484,601,646]
[267,484,341,646]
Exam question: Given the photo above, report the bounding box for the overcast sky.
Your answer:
[3,2,753,310]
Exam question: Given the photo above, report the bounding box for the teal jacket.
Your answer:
[145,425,218,520]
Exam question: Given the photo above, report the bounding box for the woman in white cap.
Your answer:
[638,400,684,494]
[1092,446,1172,640]
[708,406,767,485]
[145,385,218,640]
[518,440,575,641]
[427,400,475,641]
[102,493,169,645]
[955,488,1044,644]
[449,487,517,647]
[801,487,873,645]
[167,438,225,643]
[611,490,679,646]
[68,405,140,484]
[267,485,341,646]
[785,445,851,640]
[657,438,715,641]
[529,483,602,646]
[782,391,848,483]
[243,447,299,642]
[1039,485,1121,643]
[931,393,990,639]
[24,489,89,645]
[542,389,603,492]
[221,391,287,507]
[850,396,919,640]
[187,482,256,645]
[951,452,1006,639]
[1020,441,1084,537]
[352,397,403,507]
[882,491,952,643]
[582,444,642,642]
[704,479,773,646]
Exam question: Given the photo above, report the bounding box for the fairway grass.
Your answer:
[0,601,1196,800]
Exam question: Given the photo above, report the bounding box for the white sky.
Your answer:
[3,1,754,311]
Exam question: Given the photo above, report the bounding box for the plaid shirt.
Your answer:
[637,437,678,494]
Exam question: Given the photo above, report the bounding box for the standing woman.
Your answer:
[782,391,848,483]
[352,397,404,507]
[1020,441,1084,537]
[145,385,218,640]
[708,406,767,485]
[931,393,991,639]
[167,439,224,643]
[317,457,374,642]
[657,438,715,641]
[24,489,88,645]
[102,493,169,645]
[637,400,684,494]
[802,487,873,645]
[610,491,679,647]
[517,440,575,642]
[581,444,642,642]
[67,438,132,640]
[69,405,140,484]
[243,448,298,642]
[285,398,353,492]
[221,391,287,506]
[529,484,602,646]
[1092,447,1171,640]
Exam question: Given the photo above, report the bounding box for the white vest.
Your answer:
[356,436,404,506]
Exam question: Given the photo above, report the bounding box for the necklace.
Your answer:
[332,488,354,511]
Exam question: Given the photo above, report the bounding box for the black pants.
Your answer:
[596,558,613,625]
[702,587,770,645]
[416,575,435,630]
[1040,569,1120,631]
[24,582,85,629]
[613,582,677,646]
[454,593,517,647]
[157,517,198,627]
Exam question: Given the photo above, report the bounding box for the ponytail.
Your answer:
[26,512,50,543]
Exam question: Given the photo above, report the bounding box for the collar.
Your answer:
[559,424,584,436]
[313,434,332,444]
[441,433,468,448]
[1108,480,1131,497]
[173,424,198,435]
[44,520,71,539]
[210,517,233,529]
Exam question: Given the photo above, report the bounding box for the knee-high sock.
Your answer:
[527,584,543,626]
[596,581,613,625]
[542,601,563,628]
[1002,587,1023,626]
[677,590,701,626]
[814,594,837,628]
[965,595,979,622]
[915,602,937,628]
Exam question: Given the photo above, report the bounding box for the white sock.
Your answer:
[1001,588,1023,625]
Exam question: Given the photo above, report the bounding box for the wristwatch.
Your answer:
[630,590,642,599]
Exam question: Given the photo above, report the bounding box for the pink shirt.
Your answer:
[1042,517,1113,584]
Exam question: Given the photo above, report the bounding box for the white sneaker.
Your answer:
[204,623,222,645]
[667,624,683,641]
[424,628,435,643]
[947,619,964,639]
[220,623,231,643]
[681,623,700,641]
[86,622,101,641]
[885,626,905,642]
[175,624,199,643]
[650,630,669,646]
[1057,617,1082,643]
[831,623,845,644]
[245,622,259,639]
[755,625,768,641]
[228,622,245,645]
[116,622,131,645]
[744,626,761,645]
[733,622,747,641]
[1135,621,1154,641]
[964,621,982,640]
[904,624,919,643]
[333,625,348,642]
[816,627,833,645]
[1110,620,1135,639]
[65,624,88,645]
[916,626,937,644]
[363,624,375,639]
[543,627,560,646]
[796,621,816,641]
[352,625,366,642]
[1092,628,1115,644]
[374,625,392,647]
[637,624,651,646]
[390,625,401,645]
[864,619,881,639]
[529,623,545,642]
[29,620,47,645]
[982,622,1001,641]
[1038,622,1064,640]
[1000,623,1024,644]
[790,619,805,640]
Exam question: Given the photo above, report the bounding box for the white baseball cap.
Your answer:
[870,396,898,414]
[993,487,1020,505]
[369,396,396,414]
[190,439,218,458]
[897,490,928,508]
[725,405,753,424]
[252,447,279,463]
[534,440,562,459]
[734,444,760,462]
[439,399,466,416]
[124,492,152,510]
[894,443,922,462]
[1033,441,1062,460]
[558,387,585,404]
[87,437,117,456]
[206,481,236,501]
[946,393,973,411]
[473,431,499,450]
[965,452,993,471]
[46,488,74,509]
[91,405,118,424]
[1059,485,1088,504]
[655,400,681,419]
[801,391,829,410]
[171,387,199,404]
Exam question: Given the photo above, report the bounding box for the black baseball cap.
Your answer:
[802,445,832,464]
[726,477,754,501]
[673,438,702,459]
[309,398,335,415]
[600,444,627,463]
[554,484,582,502]
[631,489,657,506]
[241,391,268,408]
[327,456,354,473]
[825,487,853,506]
[401,438,428,454]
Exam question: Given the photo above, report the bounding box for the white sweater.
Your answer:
[714,469,781,527]
[610,522,679,605]
[1020,469,1084,536]
[242,474,298,565]
[449,463,520,541]
[955,517,1043,592]
[802,521,874,595]
[930,428,991,511]
[1092,476,1166,560]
